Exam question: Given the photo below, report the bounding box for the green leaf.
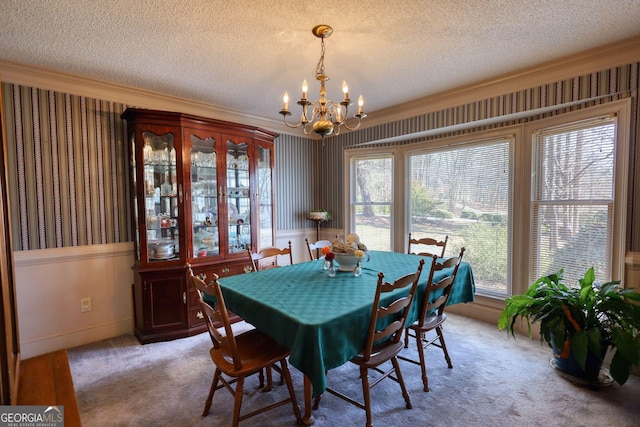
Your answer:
[497,309,510,331]
[620,288,640,301]
[609,350,632,385]
[611,328,640,365]
[579,284,593,304]
[579,267,595,289]
[585,328,603,355]
[570,331,588,371]
[549,322,566,351]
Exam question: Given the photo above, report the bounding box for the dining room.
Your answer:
[2,2,640,425]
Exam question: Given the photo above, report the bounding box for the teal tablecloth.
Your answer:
[207,250,475,397]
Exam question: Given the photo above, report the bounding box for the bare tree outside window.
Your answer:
[409,141,512,295]
[532,119,616,285]
[352,157,393,250]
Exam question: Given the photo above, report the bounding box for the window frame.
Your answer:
[520,101,630,290]
[344,151,397,251]
[405,135,515,298]
[344,99,630,314]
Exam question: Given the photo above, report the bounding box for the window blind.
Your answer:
[531,115,616,285]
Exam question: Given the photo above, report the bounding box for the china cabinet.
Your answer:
[122,108,276,343]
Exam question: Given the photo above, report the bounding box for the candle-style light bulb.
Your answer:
[282,91,289,111]
[342,81,349,100]
[302,80,308,100]
[357,95,364,114]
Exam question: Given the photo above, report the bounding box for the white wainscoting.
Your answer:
[276,227,342,264]
[14,242,135,359]
[11,233,333,359]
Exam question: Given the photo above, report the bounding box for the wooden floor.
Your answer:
[17,349,82,427]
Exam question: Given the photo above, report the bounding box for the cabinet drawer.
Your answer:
[189,262,251,305]
[189,307,205,327]
[212,263,252,278]
[194,263,252,282]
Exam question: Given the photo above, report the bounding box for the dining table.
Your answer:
[206,250,475,425]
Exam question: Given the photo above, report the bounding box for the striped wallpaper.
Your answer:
[332,63,640,249]
[1,84,131,250]
[273,132,316,230]
[338,65,638,148]
[2,62,640,251]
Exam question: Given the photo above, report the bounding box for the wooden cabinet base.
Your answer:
[132,260,250,344]
[134,323,207,344]
[133,315,241,343]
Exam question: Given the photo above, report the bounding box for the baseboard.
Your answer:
[20,318,133,359]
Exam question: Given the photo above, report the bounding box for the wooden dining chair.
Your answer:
[247,241,293,271]
[399,247,465,392]
[196,264,276,390]
[304,237,332,260]
[407,233,448,258]
[189,271,302,426]
[319,258,425,427]
[241,249,283,388]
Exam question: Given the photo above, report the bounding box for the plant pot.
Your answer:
[551,340,605,381]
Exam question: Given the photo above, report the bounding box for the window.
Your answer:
[409,139,513,296]
[531,116,617,285]
[345,99,629,313]
[350,156,393,250]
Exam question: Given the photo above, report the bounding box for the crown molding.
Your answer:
[2,34,640,137]
[363,34,640,128]
[0,59,287,135]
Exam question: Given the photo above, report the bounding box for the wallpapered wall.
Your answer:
[328,63,640,250]
[2,61,639,251]
[0,84,314,250]
[2,86,130,250]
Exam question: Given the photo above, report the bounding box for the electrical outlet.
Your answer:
[80,297,92,313]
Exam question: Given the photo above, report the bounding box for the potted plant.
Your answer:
[498,267,640,385]
[307,209,332,221]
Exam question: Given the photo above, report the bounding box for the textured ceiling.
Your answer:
[2,0,640,126]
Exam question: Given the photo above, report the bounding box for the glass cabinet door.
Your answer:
[142,131,179,262]
[226,139,251,254]
[257,144,274,249]
[190,134,219,259]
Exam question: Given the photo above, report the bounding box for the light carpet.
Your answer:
[67,314,640,426]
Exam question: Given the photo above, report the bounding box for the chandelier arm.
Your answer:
[341,117,364,132]
[303,122,314,135]
[281,115,303,129]
[280,107,310,129]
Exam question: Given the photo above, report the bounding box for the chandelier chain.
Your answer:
[315,38,326,79]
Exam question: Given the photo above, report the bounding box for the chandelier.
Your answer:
[279,25,366,138]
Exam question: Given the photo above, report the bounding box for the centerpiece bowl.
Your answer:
[333,253,360,271]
